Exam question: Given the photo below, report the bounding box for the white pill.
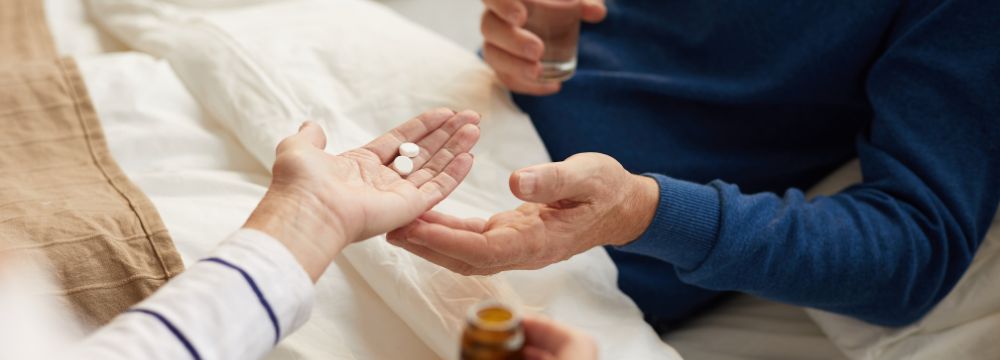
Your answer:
[393,155,414,175]
[399,142,420,158]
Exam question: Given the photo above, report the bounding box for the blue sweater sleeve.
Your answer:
[617,0,1000,327]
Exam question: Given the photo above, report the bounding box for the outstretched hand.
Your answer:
[387,152,659,275]
[246,108,481,281]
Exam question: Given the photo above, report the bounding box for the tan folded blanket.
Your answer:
[0,0,184,325]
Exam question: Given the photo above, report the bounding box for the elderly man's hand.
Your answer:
[387,152,658,275]
[481,0,606,95]
[246,109,481,281]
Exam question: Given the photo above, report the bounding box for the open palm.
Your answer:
[386,201,609,276]
[269,108,481,242]
[386,153,659,276]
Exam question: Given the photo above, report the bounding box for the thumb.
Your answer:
[276,121,328,155]
[581,0,607,23]
[510,154,603,203]
[296,121,328,149]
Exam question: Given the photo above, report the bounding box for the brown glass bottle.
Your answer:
[460,301,525,360]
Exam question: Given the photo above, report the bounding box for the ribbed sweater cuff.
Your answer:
[617,174,721,270]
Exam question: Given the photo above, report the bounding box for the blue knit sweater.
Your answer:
[513,0,1000,327]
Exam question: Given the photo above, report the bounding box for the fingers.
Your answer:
[396,217,495,264]
[482,10,544,61]
[387,231,478,275]
[496,71,562,96]
[482,0,527,25]
[408,123,481,186]
[418,152,475,205]
[390,208,559,275]
[523,316,598,360]
[581,0,608,23]
[483,0,605,26]
[510,153,617,203]
[420,211,487,233]
[386,212,488,271]
[361,108,455,164]
[484,44,561,96]
[404,211,537,269]
[410,110,480,171]
[484,43,542,84]
[276,121,327,155]
[481,0,604,96]
[387,221,505,275]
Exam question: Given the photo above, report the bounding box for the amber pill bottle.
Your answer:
[459,301,525,360]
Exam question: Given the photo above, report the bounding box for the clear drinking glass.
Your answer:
[523,0,582,81]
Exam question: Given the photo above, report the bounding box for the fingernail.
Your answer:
[518,171,536,195]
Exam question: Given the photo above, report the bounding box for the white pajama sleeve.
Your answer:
[63,229,315,360]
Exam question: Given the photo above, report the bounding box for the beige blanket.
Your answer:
[0,0,183,325]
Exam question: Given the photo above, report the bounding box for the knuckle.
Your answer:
[587,152,620,169]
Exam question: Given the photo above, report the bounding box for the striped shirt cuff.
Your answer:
[122,229,314,359]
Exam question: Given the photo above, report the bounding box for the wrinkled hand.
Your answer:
[523,316,597,360]
[481,0,606,95]
[387,152,658,275]
[246,108,481,280]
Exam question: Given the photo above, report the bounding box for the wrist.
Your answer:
[612,174,660,246]
[244,188,349,282]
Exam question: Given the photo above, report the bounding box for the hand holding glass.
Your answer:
[479,0,607,95]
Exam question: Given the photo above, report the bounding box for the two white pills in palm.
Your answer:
[392,142,420,175]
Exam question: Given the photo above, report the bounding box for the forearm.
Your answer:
[65,229,314,359]
[619,172,997,326]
